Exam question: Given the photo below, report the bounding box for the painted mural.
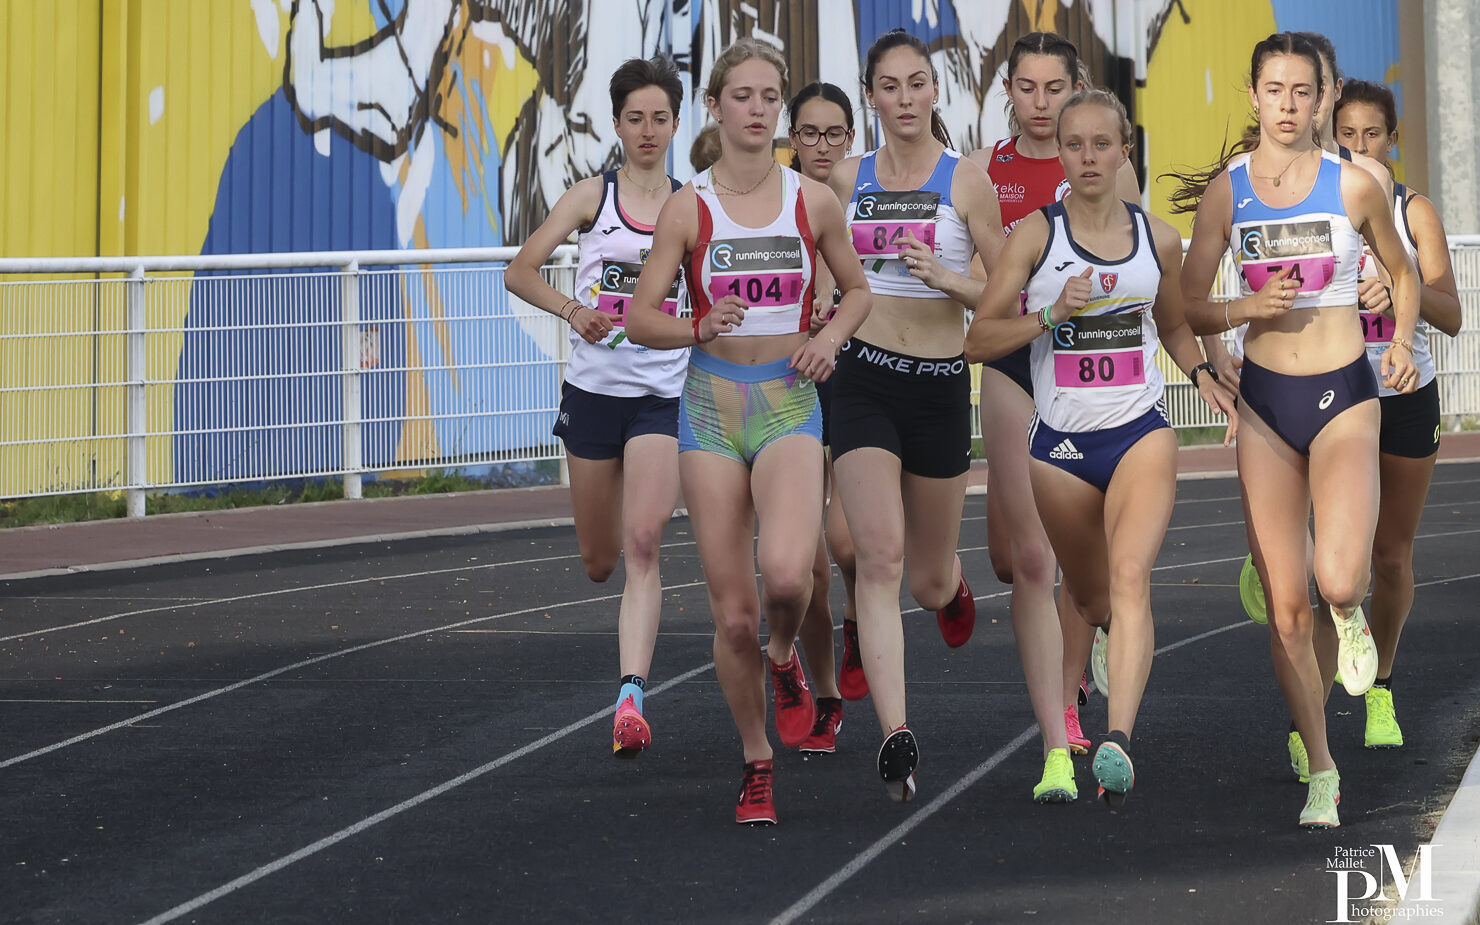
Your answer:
[1,0,1406,493]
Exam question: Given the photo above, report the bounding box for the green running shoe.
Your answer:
[1288,730,1310,783]
[1239,554,1268,625]
[1333,605,1379,696]
[1093,738,1135,809]
[1033,747,1077,803]
[1364,687,1404,748]
[1298,768,1341,829]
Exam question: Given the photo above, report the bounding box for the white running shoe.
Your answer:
[1091,627,1110,698]
[1332,605,1378,696]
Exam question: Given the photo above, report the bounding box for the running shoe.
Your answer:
[735,759,778,825]
[1078,670,1089,706]
[936,576,976,648]
[1033,747,1078,804]
[799,697,844,754]
[1092,736,1135,809]
[1091,627,1110,697]
[839,619,870,701]
[769,651,815,748]
[1239,553,1268,625]
[1288,730,1310,783]
[1064,705,1090,755]
[1364,687,1404,748]
[1298,768,1341,829]
[1332,605,1379,696]
[877,724,918,802]
[612,694,651,758]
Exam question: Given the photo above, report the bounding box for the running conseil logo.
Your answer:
[1326,843,1441,922]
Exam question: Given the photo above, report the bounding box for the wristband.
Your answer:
[559,298,578,322]
[1190,362,1218,388]
[1038,304,1054,332]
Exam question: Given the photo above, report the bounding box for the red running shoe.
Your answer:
[799,697,843,754]
[769,652,815,748]
[612,694,651,758]
[936,576,976,648]
[736,759,777,825]
[839,619,869,701]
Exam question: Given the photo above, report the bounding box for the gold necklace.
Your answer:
[1252,148,1312,188]
[621,164,668,195]
[713,159,776,196]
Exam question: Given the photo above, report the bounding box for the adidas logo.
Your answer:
[1049,438,1084,461]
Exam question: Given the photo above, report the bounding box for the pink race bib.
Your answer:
[706,235,806,313]
[850,191,940,259]
[597,261,677,326]
[1051,313,1146,389]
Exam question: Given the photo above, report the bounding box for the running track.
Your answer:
[3,465,1480,924]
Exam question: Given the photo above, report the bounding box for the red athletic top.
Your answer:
[986,136,1071,235]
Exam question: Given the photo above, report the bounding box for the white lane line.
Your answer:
[768,619,1254,925]
[132,659,716,925]
[0,581,706,770]
[0,699,157,704]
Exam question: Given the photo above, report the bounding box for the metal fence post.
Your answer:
[341,261,362,500]
[126,266,147,517]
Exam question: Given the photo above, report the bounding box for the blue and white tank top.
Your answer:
[1361,183,1437,395]
[1228,150,1361,309]
[845,149,974,300]
[1024,201,1166,432]
[568,171,689,398]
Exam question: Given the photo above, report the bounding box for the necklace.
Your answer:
[1252,148,1311,188]
[621,164,668,195]
[713,159,776,196]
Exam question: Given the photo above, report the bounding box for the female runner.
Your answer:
[967,89,1236,807]
[785,82,862,755]
[1176,32,1420,828]
[625,38,870,825]
[827,28,1004,801]
[1335,78,1461,749]
[506,56,687,759]
[966,32,1143,792]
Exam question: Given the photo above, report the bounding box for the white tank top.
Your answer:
[845,149,974,300]
[1024,201,1167,432]
[567,171,689,398]
[1361,183,1437,395]
[688,166,815,338]
[1228,150,1362,310]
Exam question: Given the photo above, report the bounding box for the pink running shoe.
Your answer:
[612,694,651,758]
[936,576,976,648]
[769,652,815,748]
[1064,705,1090,755]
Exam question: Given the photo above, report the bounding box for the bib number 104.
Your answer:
[726,276,782,303]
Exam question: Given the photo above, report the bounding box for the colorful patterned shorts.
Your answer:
[678,349,822,466]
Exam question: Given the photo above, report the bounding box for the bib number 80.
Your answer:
[1079,356,1116,383]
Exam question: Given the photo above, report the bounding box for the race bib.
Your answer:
[1236,220,1336,293]
[1052,313,1146,388]
[596,261,678,326]
[707,236,806,312]
[851,191,939,258]
[1359,311,1393,346]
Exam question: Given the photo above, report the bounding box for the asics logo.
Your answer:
[1049,438,1084,461]
[1237,197,1255,209]
[1318,389,1335,410]
[1054,260,1074,272]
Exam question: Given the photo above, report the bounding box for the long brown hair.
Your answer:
[1161,32,1325,213]
[863,29,952,149]
[1004,32,1087,135]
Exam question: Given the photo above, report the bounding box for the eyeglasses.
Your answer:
[792,125,851,147]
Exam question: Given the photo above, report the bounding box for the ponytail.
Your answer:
[864,29,952,148]
[930,110,953,149]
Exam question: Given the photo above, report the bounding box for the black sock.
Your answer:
[620,674,647,691]
[1290,719,1298,734]
[1103,729,1131,750]
[1374,675,1392,690]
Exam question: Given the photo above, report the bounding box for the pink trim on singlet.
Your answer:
[617,201,656,232]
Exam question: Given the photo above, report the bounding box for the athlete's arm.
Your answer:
[897,158,1004,306]
[826,156,862,209]
[505,176,611,344]
[793,178,871,381]
[963,211,1048,364]
[1345,163,1420,391]
[1178,170,1236,335]
[625,187,702,350]
[1149,217,1238,423]
[1405,192,1462,337]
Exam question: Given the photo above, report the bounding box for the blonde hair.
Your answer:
[689,122,723,172]
[705,37,788,102]
[1056,88,1133,147]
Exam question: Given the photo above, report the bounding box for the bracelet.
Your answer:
[1190,361,1218,388]
[1224,301,1234,332]
[558,298,578,322]
[1389,336,1413,353]
[1038,304,1054,332]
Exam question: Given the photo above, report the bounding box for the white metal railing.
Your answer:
[2,239,1478,516]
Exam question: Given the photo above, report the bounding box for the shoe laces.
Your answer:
[1367,689,1395,722]
[1065,707,1085,740]
[1334,609,1370,648]
[1045,749,1072,778]
[842,624,863,670]
[772,659,808,709]
[809,700,841,736]
[741,764,773,805]
[1307,771,1340,806]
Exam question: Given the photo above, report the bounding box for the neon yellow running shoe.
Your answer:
[1239,554,1268,625]
[1033,747,1077,803]
[1298,768,1341,829]
[1364,687,1404,748]
[1288,730,1310,783]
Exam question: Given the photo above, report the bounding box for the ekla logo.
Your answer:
[1327,843,1440,922]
